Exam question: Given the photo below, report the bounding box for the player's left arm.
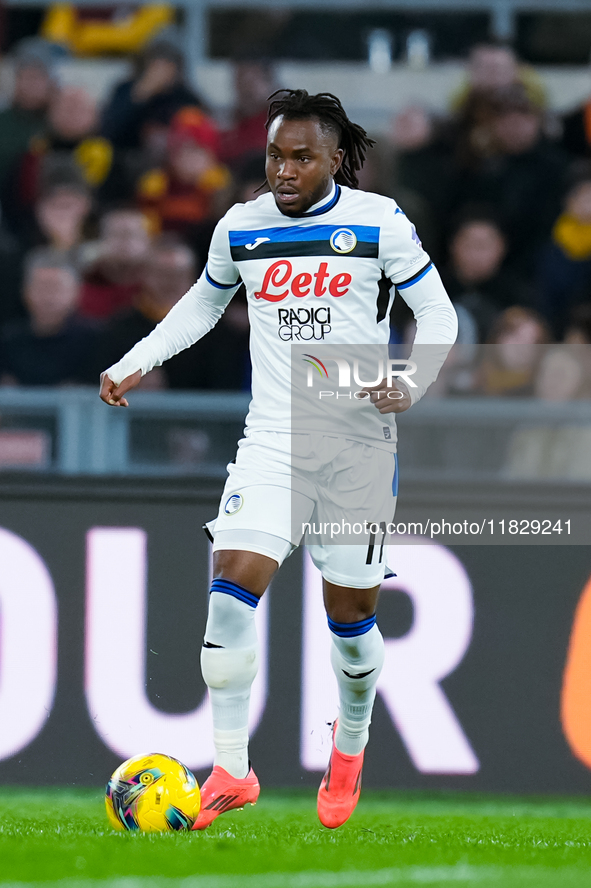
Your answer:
[365,202,458,414]
[100,212,242,405]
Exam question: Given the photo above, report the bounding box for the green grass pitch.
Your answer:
[1,788,591,888]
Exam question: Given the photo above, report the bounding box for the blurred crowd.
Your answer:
[0,35,590,399]
[387,41,591,399]
[0,35,265,392]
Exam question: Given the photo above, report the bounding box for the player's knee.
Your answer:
[325,598,378,624]
[323,579,380,625]
[213,549,276,597]
[327,606,372,625]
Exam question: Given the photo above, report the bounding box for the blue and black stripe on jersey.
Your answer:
[396,260,433,290]
[228,224,380,262]
[205,265,240,289]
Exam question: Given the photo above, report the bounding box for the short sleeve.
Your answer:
[379,201,432,286]
[204,211,241,290]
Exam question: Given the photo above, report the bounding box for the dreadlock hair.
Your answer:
[265,89,375,189]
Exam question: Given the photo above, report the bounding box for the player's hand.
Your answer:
[362,378,412,414]
[99,370,142,407]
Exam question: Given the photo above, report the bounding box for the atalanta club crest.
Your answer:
[330,228,357,254]
[224,493,243,515]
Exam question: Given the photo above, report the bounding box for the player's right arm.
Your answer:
[379,201,458,408]
[99,213,241,406]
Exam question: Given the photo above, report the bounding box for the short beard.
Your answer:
[275,176,332,216]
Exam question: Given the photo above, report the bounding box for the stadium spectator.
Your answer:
[389,42,546,153]
[450,43,546,113]
[388,44,547,244]
[476,306,551,396]
[97,235,249,390]
[101,37,203,151]
[0,250,97,386]
[0,38,56,189]
[389,106,434,154]
[563,303,591,345]
[13,169,93,260]
[79,207,151,320]
[535,305,591,401]
[220,60,277,171]
[388,108,455,261]
[96,235,196,389]
[136,106,231,259]
[441,211,532,342]
[388,88,513,259]
[536,172,591,337]
[448,84,567,276]
[6,86,113,225]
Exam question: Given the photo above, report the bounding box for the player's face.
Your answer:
[266,116,344,216]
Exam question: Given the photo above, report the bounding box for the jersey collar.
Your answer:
[279,182,341,218]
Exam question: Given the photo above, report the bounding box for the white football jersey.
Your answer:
[106,183,457,447]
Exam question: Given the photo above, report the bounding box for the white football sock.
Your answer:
[200,586,259,779]
[330,623,385,756]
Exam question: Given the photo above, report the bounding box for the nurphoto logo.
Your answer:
[302,353,417,399]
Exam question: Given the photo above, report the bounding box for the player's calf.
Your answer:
[201,579,260,779]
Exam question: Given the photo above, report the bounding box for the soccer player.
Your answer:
[99,90,458,830]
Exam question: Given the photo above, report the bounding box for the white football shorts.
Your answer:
[207,430,398,588]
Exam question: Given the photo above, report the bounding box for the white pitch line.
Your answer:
[3,864,591,888]
[0,863,503,888]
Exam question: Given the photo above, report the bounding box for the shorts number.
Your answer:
[366,521,388,565]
